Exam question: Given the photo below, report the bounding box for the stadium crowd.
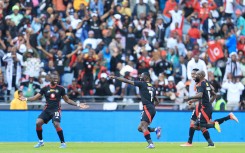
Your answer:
[0,0,245,110]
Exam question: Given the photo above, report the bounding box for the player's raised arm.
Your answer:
[62,95,89,109]
[185,92,203,100]
[110,75,134,85]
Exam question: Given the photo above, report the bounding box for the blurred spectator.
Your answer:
[240,56,245,76]
[10,5,23,26]
[235,9,245,36]
[38,72,50,88]
[222,75,244,110]
[208,62,222,82]
[95,73,112,100]
[10,90,27,110]
[223,52,242,81]
[0,69,6,101]
[151,51,173,77]
[80,51,97,95]
[132,0,150,19]
[155,15,172,47]
[119,0,131,17]
[208,71,221,92]
[214,93,227,111]
[67,78,82,100]
[164,76,177,101]
[37,45,80,84]
[121,71,139,103]
[175,81,188,110]
[174,55,187,84]
[90,0,104,17]
[187,53,207,96]
[2,47,23,99]
[20,76,40,98]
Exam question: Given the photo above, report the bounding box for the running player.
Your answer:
[20,74,88,148]
[184,70,216,147]
[110,72,161,149]
[181,69,239,147]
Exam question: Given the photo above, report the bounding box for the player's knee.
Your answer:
[53,122,60,128]
[36,122,42,127]
[138,126,142,132]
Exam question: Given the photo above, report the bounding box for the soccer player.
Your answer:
[110,72,161,149]
[20,74,88,148]
[184,70,216,147]
[181,69,239,147]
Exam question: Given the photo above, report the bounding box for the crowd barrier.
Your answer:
[0,111,244,142]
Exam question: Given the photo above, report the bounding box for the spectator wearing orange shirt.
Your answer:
[237,36,245,54]
[53,0,66,15]
[163,0,177,37]
[187,23,201,43]
[198,0,217,24]
[163,0,177,18]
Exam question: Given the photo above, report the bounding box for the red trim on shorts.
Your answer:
[201,108,210,123]
[144,131,150,136]
[143,105,152,123]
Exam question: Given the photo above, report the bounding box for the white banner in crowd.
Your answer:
[23,58,42,77]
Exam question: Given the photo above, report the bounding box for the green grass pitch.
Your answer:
[0,142,244,153]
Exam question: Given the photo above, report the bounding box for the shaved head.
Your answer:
[195,70,205,82]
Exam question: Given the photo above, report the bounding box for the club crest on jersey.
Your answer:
[56,89,59,93]
[50,93,55,98]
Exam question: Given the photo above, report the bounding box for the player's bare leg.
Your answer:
[53,121,66,148]
[139,121,155,149]
[34,118,45,148]
[180,120,197,147]
[200,127,214,147]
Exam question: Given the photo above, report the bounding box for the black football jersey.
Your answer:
[134,81,156,105]
[39,85,66,111]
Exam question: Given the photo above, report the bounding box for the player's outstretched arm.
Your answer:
[110,75,134,85]
[62,95,89,109]
[184,92,203,101]
[20,93,42,102]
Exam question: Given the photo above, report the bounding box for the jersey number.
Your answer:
[149,91,153,102]
[207,91,211,100]
[55,112,60,117]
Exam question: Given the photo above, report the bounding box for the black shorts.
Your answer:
[191,103,201,121]
[141,104,156,124]
[200,106,212,125]
[38,109,61,124]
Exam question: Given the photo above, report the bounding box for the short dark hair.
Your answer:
[18,90,23,94]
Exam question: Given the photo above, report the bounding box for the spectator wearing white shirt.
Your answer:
[70,12,82,30]
[169,5,183,31]
[223,52,242,82]
[222,75,244,110]
[83,31,101,49]
[224,0,235,18]
[187,53,207,96]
